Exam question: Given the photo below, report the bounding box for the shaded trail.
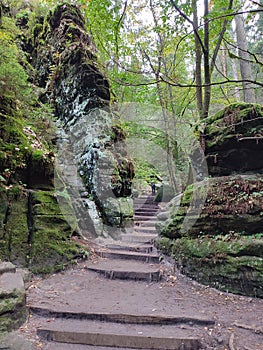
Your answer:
[19,194,263,350]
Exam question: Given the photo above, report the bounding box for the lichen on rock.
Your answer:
[31,3,134,238]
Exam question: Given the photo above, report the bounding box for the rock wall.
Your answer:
[32,3,134,237]
[157,103,263,297]
[0,186,84,274]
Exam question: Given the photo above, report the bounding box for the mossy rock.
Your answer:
[168,236,263,297]
[154,183,175,203]
[0,270,27,332]
[156,174,263,297]
[0,188,84,274]
[202,103,263,176]
[158,175,263,239]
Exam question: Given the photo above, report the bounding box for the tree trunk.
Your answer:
[202,0,211,119]
[0,2,2,28]
[235,13,256,103]
[192,0,203,117]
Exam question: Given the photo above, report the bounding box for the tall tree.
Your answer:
[235,12,256,103]
[170,0,234,118]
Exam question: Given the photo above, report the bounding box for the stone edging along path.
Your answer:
[0,262,27,333]
[17,194,263,350]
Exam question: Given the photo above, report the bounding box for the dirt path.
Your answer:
[18,194,263,350]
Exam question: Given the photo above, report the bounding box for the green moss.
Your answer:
[0,284,26,332]
[203,103,263,150]
[168,235,263,297]
[181,184,194,205]
[31,149,44,161]
[0,187,85,275]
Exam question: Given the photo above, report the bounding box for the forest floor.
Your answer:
[17,245,263,350]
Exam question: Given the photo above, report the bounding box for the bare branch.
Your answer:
[224,38,263,66]
[169,0,206,54]
[210,0,234,74]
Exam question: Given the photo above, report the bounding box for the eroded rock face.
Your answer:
[203,103,263,176]
[156,175,263,297]
[32,4,134,237]
[0,187,82,274]
[157,175,263,238]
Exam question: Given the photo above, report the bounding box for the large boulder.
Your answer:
[156,103,263,297]
[203,103,263,176]
[157,175,263,238]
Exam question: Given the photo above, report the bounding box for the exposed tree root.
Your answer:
[229,333,236,350]
[233,321,263,334]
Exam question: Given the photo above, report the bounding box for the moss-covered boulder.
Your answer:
[156,236,263,297]
[157,175,263,238]
[0,186,85,274]
[156,174,263,297]
[203,103,263,176]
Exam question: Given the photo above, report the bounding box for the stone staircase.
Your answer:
[28,194,214,350]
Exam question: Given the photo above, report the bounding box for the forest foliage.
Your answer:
[0,0,262,188]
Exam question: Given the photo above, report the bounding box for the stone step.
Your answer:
[37,319,201,349]
[0,262,16,275]
[133,205,158,209]
[95,248,160,263]
[44,343,159,350]
[134,215,157,221]
[133,198,157,203]
[85,259,161,282]
[106,242,153,253]
[134,210,159,216]
[136,221,157,227]
[122,233,157,243]
[30,306,214,326]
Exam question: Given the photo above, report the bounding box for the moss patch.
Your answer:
[0,187,86,275]
[167,235,263,297]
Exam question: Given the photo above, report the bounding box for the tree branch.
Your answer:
[169,0,205,53]
[210,0,234,74]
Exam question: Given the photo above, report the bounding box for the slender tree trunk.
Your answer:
[0,2,2,28]
[192,0,203,117]
[202,0,211,119]
[235,13,256,103]
[232,46,241,100]
[150,0,178,191]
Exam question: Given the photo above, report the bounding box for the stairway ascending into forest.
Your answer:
[86,194,162,282]
[27,194,214,350]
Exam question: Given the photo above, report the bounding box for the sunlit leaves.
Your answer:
[0,17,31,101]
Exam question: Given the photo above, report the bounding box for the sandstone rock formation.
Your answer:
[204,103,263,176]
[32,4,134,237]
[157,103,263,297]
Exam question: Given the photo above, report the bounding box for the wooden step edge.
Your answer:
[85,266,162,282]
[94,248,160,260]
[29,306,215,326]
[105,243,153,253]
[37,328,201,350]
